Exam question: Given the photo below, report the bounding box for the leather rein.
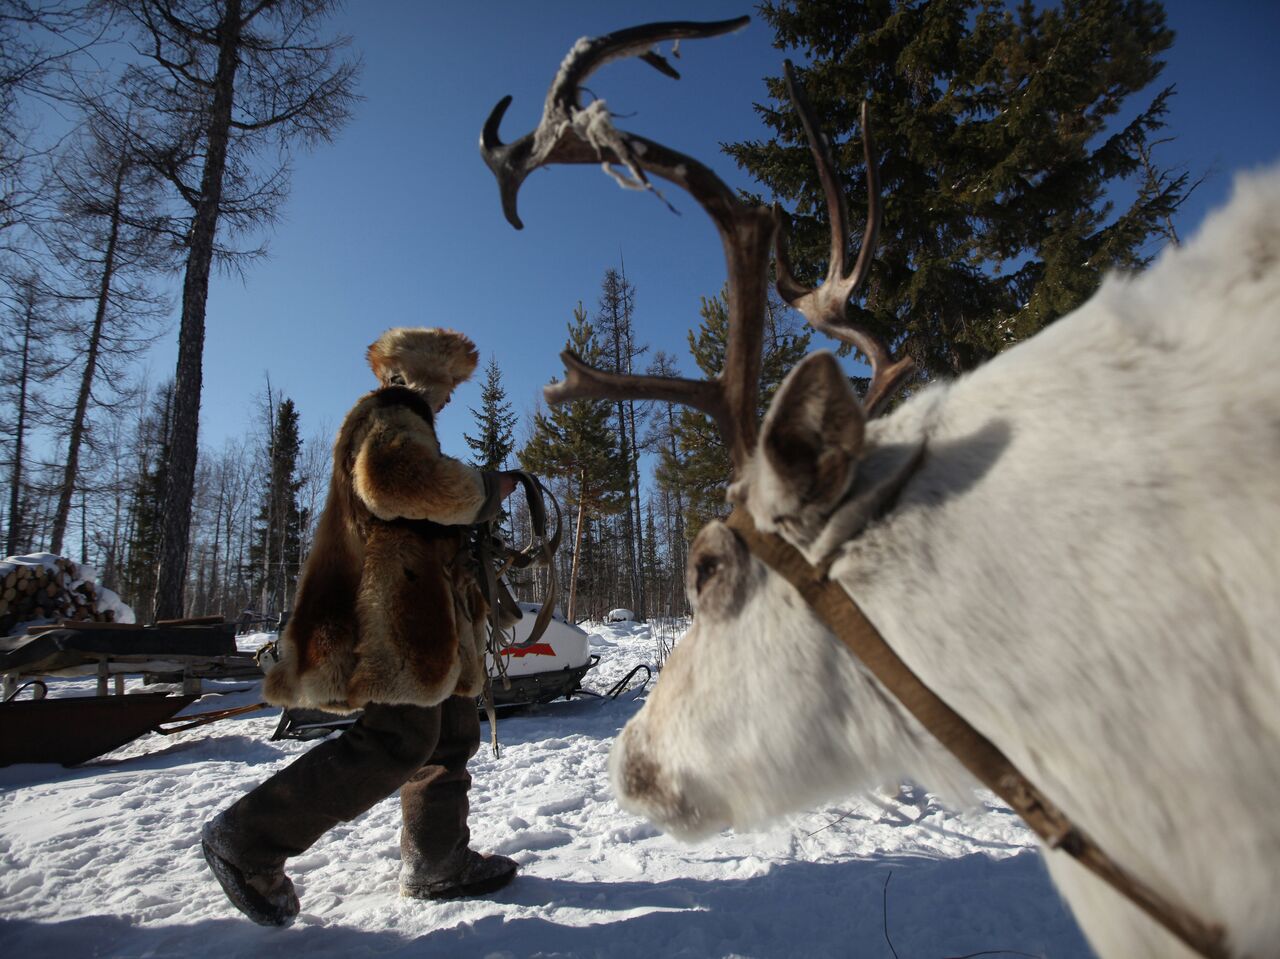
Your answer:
[472,470,562,756]
[722,507,1228,959]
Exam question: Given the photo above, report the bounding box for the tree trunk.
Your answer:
[5,294,36,558]
[566,471,588,623]
[50,157,127,555]
[154,0,243,619]
[626,397,646,619]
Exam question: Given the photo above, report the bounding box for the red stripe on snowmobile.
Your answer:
[501,643,557,658]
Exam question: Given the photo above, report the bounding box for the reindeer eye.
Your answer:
[686,523,746,614]
[695,556,719,594]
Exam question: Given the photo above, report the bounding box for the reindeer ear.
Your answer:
[757,351,866,516]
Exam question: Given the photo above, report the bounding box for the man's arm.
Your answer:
[352,404,512,526]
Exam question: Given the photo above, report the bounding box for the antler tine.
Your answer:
[546,350,732,441]
[489,16,774,470]
[481,17,750,230]
[774,62,914,416]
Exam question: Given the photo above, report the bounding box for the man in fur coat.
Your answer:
[201,327,519,926]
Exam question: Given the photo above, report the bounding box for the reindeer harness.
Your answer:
[725,507,1228,959]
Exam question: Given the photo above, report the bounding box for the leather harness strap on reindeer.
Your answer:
[723,506,1228,959]
[479,17,1242,959]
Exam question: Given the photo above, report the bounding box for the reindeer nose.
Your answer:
[621,743,660,805]
[611,724,665,812]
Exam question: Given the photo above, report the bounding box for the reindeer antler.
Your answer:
[482,17,773,470]
[481,17,751,231]
[482,20,908,469]
[774,62,913,416]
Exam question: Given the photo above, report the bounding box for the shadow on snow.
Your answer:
[1,851,1094,959]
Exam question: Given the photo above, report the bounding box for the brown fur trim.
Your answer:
[264,444,365,712]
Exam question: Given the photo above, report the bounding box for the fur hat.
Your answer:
[366,327,479,410]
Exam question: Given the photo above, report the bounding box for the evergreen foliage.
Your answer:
[120,381,175,621]
[464,356,517,472]
[727,0,1189,379]
[248,396,304,616]
[521,306,628,518]
[594,266,648,619]
[658,290,812,538]
[520,305,627,620]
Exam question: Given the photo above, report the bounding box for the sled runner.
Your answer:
[0,689,200,766]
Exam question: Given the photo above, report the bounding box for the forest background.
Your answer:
[3,0,1277,627]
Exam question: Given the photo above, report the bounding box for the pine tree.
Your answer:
[465,356,517,472]
[249,396,304,617]
[642,350,689,612]
[595,266,648,619]
[658,289,811,539]
[45,106,171,555]
[520,305,627,622]
[640,503,664,616]
[120,381,175,621]
[727,0,1189,381]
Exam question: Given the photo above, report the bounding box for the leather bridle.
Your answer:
[723,507,1228,959]
[472,470,562,755]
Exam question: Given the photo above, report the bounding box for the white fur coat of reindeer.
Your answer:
[612,165,1280,959]
[481,17,1280,959]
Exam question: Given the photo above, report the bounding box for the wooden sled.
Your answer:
[0,619,267,766]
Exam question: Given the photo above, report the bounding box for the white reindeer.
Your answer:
[482,18,1280,959]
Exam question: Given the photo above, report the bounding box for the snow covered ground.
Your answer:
[0,621,1093,958]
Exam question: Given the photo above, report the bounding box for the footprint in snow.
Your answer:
[533,794,586,817]
[608,822,661,843]
[85,782,131,801]
[491,829,573,854]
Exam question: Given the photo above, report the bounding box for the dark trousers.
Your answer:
[217,696,481,880]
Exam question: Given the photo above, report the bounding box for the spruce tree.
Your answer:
[121,381,175,621]
[520,305,626,622]
[727,0,1189,380]
[595,267,647,618]
[249,397,303,617]
[465,356,517,472]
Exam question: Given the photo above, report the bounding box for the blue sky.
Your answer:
[158,0,1280,461]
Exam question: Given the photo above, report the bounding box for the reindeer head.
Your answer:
[482,17,921,838]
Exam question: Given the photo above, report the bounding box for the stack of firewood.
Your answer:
[0,554,124,637]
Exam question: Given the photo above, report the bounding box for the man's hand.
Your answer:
[497,472,518,500]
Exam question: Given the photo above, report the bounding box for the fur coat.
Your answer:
[263,330,502,712]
